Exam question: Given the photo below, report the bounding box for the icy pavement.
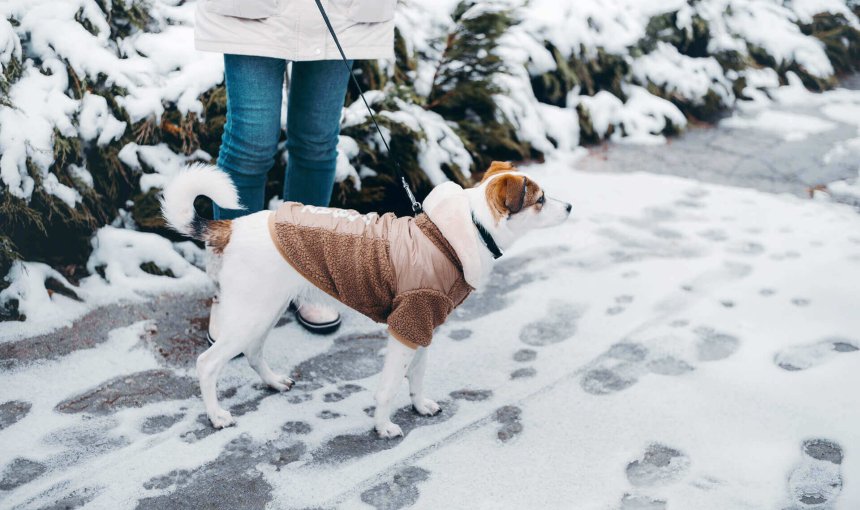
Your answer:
[579,74,860,202]
[3,110,860,509]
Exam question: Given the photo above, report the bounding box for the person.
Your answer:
[194,0,396,334]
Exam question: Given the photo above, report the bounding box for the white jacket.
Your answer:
[194,0,396,61]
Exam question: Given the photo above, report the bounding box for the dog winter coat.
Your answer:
[268,201,474,348]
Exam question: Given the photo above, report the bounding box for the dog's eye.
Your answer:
[537,194,546,205]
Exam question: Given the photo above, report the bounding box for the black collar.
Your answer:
[471,212,503,259]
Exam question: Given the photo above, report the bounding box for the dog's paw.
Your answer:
[267,374,295,392]
[375,421,404,439]
[412,398,442,417]
[209,408,236,429]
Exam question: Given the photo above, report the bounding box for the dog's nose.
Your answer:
[565,203,572,214]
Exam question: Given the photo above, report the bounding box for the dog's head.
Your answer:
[469,161,571,245]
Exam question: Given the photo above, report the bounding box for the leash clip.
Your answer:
[401,176,423,215]
[315,0,424,217]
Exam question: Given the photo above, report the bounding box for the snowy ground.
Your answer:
[2,84,860,509]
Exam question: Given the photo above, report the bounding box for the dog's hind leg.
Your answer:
[244,302,295,392]
[374,337,417,438]
[407,347,441,417]
[197,295,286,428]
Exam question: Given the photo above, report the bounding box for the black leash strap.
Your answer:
[314,0,423,215]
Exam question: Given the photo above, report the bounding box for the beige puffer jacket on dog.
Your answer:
[195,0,396,61]
[267,182,488,348]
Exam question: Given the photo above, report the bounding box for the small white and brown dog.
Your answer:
[161,161,571,438]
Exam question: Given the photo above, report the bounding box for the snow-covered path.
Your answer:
[3,96,860,508]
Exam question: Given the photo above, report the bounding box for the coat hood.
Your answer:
[422,182,489,289]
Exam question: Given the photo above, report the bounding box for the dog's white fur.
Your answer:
[162,164,571,437]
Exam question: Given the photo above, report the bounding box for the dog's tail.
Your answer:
[160,164,243,242]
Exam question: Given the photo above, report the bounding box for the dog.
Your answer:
[160,161,572,438]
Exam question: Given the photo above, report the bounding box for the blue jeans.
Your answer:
[214,55,352,219]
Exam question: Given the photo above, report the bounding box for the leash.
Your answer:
[314,0,423,215]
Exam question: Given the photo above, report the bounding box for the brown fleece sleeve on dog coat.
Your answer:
[387,289,454,348]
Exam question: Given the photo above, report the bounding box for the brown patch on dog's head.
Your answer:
[480,161,516,183]
[205,220,232,255]
[485,173,544,222]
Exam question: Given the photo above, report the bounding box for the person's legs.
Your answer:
[284,60,352,330]
[215,54,286,219]
[284,59,352,207]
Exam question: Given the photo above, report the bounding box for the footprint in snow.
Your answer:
[674,199,704,209]
[620,493,666,509]
[786,439,843,508]
[774,337,859,371]
[626,443,690,487]
[620,444,690,509]
[519,300,581,346]
[448,328,472,341]
[451,246,568,321]
[698,228,728,242]
[494,405,523,443]
[510,367,536,380]
[770,250,801,261]
[360,466,431,510]
[685,188,709,199]
[580,343,649,395]
[0,458,47,491]
[694,327,740,362]
[724,240,765,256]
[512,349,536,362]
[581,324,737,395]
[607,295,634,316]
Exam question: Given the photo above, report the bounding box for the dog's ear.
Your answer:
[480,161,515,183]
[486,174,535,220]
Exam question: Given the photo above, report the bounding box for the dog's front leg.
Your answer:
[374,337,417,438]
[407,346,441,416]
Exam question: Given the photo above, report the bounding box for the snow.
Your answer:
[789,0,860,24]
[335,136,362,190]
[722,110,838,141]
[2,1,860,504]
[714,70,860,205]
[4,154,860,508]
[86,227,211,294]
[520,0,648,57]
[0,17,21,66]
[67,164,94,189]
[2,0,856,209]
[578,86,688,145]
[344,94,473,186]
[0,262,87,329]
[0,60,78,202]
[120,143,212,193]
[387,100,472,186]
[78,93,128,147]
[631,42,734,105]
[0,0,223,204]
[0,229,211,342]
[4,0,858,343]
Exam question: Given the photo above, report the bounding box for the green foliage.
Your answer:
[642,11,710,58]
[95,0,155,39]
[337,90,430,216]
[532,47,630,106]
[426,2,528,173]
[801,13,860,74]
[3,0,859,303]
